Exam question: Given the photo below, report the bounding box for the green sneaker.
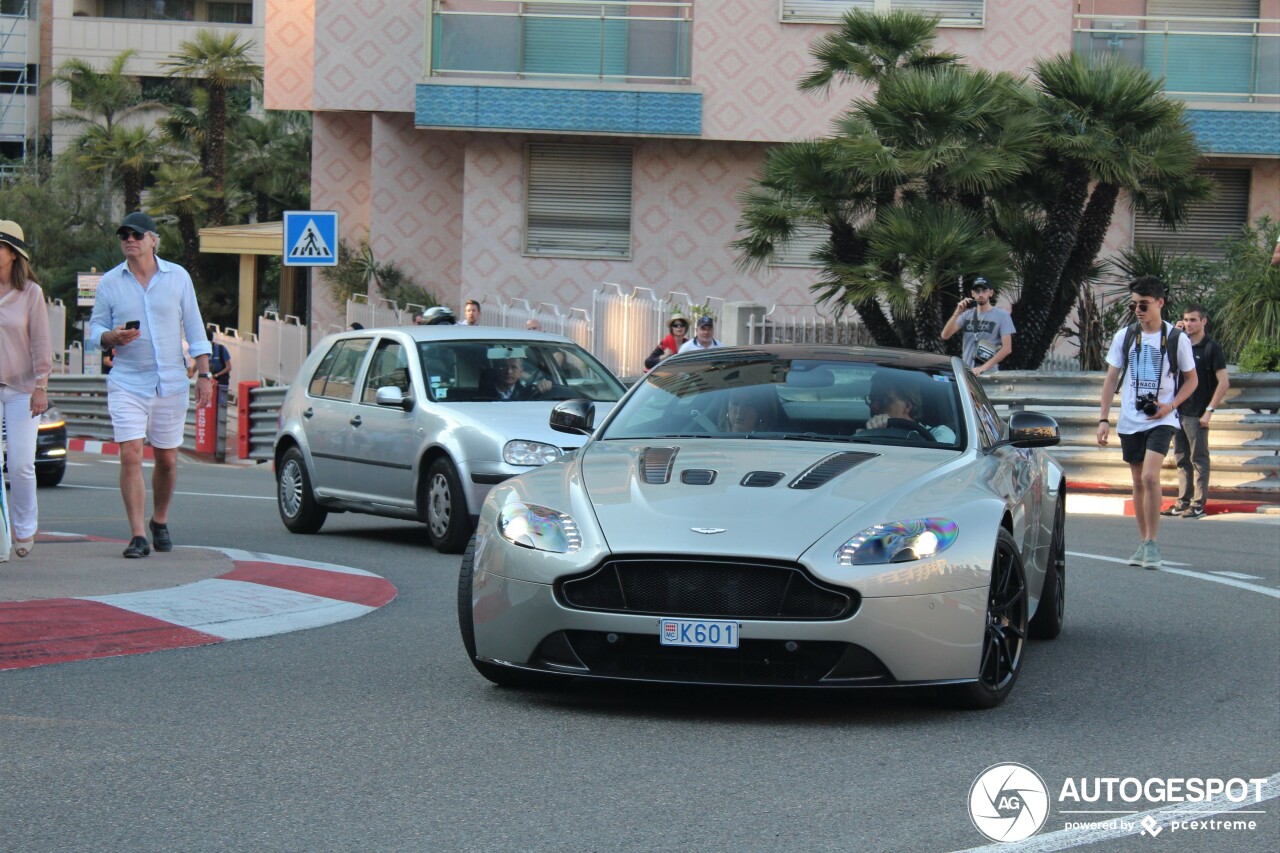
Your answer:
[1143,541,1163,570]
[1128,542,1147,566]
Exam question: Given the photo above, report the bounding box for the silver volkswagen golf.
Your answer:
[273,325,626,552]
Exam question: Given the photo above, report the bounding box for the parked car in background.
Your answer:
[273,326,626,552]
[459,345,1066,708]
[3,407,67,488]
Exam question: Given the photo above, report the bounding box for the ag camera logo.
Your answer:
[969,763,1050,842]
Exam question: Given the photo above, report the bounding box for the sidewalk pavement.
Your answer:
[0,532,396,672]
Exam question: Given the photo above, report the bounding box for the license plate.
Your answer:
[658,618,740,649]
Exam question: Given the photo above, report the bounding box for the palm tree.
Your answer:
[162,32,263,226]
[798,8,959,92]
[75,124,158,212]
[147,161,213,279]
[1004,53,1212,368]
[229,110,312,221]
[47,51,152,132]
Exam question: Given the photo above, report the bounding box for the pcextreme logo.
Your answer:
[968,763,1051,842]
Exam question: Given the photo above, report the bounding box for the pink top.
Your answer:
[0,281,53,393]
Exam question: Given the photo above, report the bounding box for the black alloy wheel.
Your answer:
[1029,489,1066,640]
[952,528,1027,709]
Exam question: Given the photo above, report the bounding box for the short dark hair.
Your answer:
[465,299,481,311]
[1182,302,1208,320]
[1129,275,1165,300]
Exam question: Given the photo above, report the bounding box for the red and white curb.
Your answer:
[67,438,156,460]
[0,547,396,671]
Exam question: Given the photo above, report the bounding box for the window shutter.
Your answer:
[1133,167,1250,259]
[772,226,828,268]
[891,1,984,27]
[526,144,633,259]
[781,1,983,27]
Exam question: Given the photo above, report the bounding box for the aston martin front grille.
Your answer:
[557,558,856,620]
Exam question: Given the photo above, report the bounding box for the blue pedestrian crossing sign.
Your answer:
[283,210,338,266]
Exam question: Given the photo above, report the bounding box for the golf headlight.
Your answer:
[836,518,958,566]
[504,440,562,466]
[498,501,582,553]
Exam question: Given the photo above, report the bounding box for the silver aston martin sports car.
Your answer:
[458,345,1066,708]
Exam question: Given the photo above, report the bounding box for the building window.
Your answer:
[0,0,31,18]
[1133,167,1250,260]
[207,1,253,24]
[780,1,984,28]
[99,0,196,21]
[525,144,633,259]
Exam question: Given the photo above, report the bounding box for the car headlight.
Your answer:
[503,440,562,466]
[836,518,958,566]
[39,407,65,430]
[498,501,582,553]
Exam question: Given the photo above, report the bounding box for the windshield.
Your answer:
[418,340,625,403]
[601,355,964,449]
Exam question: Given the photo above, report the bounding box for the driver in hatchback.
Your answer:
[857,373,956,443]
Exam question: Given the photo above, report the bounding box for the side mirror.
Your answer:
[1001,410,1060,449]
[550,399,595,436]
[375,386,414,412]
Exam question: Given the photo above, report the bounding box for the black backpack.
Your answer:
[1118,321,1184,390]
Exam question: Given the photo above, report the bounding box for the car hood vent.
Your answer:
[641,446,678,484]
[741,471,785,488]
[680,469,716,485]
[789,451,878,490]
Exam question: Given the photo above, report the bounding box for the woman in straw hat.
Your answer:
[643,312,690,370]
[0,220,52,559]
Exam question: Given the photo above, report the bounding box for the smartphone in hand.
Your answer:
[125,320,140,330]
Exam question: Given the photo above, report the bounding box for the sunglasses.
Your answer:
[118,229,146,242]
[1130,301,1155,312]
[670,322,687,329]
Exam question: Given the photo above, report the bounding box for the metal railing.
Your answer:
[429,0,693,83]
[745,304,875,347]
[1073,12,1280,103]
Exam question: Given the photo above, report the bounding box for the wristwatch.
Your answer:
[198,372,214,380]
[1206,407,1215,413]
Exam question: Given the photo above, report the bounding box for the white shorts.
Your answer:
[108,388,189,449]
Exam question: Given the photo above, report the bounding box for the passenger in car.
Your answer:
[857,374,957,443]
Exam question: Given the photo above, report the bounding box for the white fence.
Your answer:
[745,304,875,347]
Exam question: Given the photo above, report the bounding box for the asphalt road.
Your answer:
[1,454,1277,853]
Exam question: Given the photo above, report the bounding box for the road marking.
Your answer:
[1211,571,1265,580]
[952,772,1280,852]
[57,483,275,501]
[1066,550,1189,567]
[1068,550,1279,598]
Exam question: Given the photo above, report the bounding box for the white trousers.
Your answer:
[0,385,39,541]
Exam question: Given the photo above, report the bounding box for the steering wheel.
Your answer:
[861,417,937,442]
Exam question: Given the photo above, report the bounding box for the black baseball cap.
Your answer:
[970,277,993,291]
[117,211,157,236]
[696,316,714,328]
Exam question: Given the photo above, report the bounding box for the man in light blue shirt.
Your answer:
[88,211,212,559]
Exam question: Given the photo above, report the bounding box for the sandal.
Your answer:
[14,539,34,558]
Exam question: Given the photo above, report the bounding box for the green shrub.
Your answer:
[1237,338,1280,373]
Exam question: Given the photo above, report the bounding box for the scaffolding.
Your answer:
[0,0,35,173]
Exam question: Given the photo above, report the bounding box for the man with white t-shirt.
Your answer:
[1096,276,1197,570]
[678,316,722,352]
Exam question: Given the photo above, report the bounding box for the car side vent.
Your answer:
[680,469,716,485]
[641,447,678,484]
[789,452,878,490]
[741,471,784,488]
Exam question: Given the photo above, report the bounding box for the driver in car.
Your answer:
[484,357,556,401]
[858,375,957,443]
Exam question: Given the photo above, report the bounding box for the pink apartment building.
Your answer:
[264,1,1280,333]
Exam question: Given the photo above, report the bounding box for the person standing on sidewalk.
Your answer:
[0,220,53,559]
[89,212,212,559]
[940,278,1015,375]
[1162,304,1230,520]
[1096,276,1197,569]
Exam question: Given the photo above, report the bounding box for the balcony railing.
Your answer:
[1073,13,1279,104]
[429,0,692,84]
